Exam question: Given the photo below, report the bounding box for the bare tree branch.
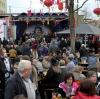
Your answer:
[74,0,89,11]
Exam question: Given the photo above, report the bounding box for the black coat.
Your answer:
[0,56,14,99]
[0,59,5,99]
[38,67,62,99]
[0,57,14,77]
[4,72,27,99]
[42,67,62,88]
[79,47,88,58]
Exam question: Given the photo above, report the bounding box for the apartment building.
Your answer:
[0,0,7,14]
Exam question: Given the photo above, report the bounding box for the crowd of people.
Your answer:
[0,35,100,99]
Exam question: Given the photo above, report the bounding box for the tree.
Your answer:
[66,0,89,53]
[68,0,75,53]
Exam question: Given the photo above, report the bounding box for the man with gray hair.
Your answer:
[5,60,36,99]
[66,54,76,72]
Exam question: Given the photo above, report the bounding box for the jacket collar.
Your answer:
[59,81,68,93]
[15,72,28,97]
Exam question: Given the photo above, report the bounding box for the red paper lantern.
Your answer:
[93,8,100,16]
[44,0,53,7]
[58,2,63,10]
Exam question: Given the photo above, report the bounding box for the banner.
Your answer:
[7,25,13,39]
[12,25,16,40]
[0,19,5,40]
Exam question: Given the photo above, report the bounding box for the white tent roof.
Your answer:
[75,23,100,34]
[56,29,70,34]
[57,23,100,35]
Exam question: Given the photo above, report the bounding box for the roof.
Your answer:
[0,15,9,18]
[75,23,100,34]
[17,12,67,17]
[57,23,100,35]
[56,29,70,34]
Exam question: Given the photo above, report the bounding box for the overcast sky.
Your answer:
[7,0,99,19]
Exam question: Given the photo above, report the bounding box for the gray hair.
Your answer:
[87,71,97,78]
[18,60,31,72]
[68,54,74,60]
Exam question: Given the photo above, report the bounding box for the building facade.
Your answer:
[0,0,7,14]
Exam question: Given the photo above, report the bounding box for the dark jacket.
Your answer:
[38,67,62,99]
[0,57,14,99]
[0,58,5,99]
[4,72,27,99]
[21,44,31,56]
[79,47,88,58]
[0,57,14,79]
[42,67,62,88]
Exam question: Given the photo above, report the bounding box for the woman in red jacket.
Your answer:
[72,80,100,99]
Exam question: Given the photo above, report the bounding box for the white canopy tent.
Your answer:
[57,23,100,35]
[56,29,70,34]
[75,23,100,35]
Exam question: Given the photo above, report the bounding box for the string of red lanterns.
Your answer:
[40,0,64,11]
[27,0,65,17]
